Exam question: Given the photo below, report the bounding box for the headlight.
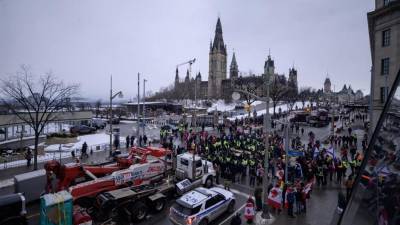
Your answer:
[186,216,196,225]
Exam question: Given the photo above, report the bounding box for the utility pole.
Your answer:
[109,75,123,156]
[143,79,147,136]
[109,75,113,156]
[137,73,140,145]
[284,121,289,183]
[262,70,271,219]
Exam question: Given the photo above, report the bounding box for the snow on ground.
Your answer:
[207,100,265,113]
[0,152,71,170]
[207,100,236,113]
[0,132,127,170]
[44,133,120,152]
[228,101,310,120]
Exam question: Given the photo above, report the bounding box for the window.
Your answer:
[205,195,225,209]
[382,29,391,47]
[381,58,390,75]
[195,160,202,168]
[205,196,218,209]
[384,0,390,6]
[181,158,189,166]
[172,203,201,215]
[380,86,388,103]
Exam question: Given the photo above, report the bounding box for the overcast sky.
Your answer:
[0,0,374,101]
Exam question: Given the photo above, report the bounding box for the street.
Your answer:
[5,117,365,225]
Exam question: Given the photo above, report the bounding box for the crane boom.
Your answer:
[176,58,196,68]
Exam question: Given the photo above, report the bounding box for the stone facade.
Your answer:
[368,0,400,130]
[324,77,332,93]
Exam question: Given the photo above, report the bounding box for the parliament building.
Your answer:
[174,17,298,100]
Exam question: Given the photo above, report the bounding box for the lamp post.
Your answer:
[109,75,123,156]
[143,79,147,137]
[137,73,140,145]
[232,72,271,219]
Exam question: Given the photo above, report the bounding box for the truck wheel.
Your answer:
[153,198,166,212]
[199,219,208,225]
[130,201,148,222]
[204,176,213,188]
[228,200,235,213]
[75,197,93,208]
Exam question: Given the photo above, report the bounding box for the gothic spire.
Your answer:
[230,52,238,68]
[211,17,226,54]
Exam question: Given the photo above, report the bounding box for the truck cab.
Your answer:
[175,153,215,194]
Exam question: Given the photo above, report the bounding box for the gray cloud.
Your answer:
[0,0,374,100]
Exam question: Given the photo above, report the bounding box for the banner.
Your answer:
[327,146,335,159]
[313,147,320,158]
[288,150,305,157]
[267,187,282,209]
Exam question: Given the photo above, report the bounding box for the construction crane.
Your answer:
[176,58,196,71]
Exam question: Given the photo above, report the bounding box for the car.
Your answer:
[169,187,235,225]
[106,117,120,124]
[69,125,96,134]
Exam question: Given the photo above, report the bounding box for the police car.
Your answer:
[169,187,235,225]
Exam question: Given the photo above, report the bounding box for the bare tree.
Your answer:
[95,99,102,118]
[234,77,260,118]
[270,79,287,115]
[0,65,79,170]
[299,87,311,109]
[285,87,298,112]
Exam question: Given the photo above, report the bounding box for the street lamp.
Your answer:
[109,75,123,156]
[232,73,271,219]
[143,79,147,137]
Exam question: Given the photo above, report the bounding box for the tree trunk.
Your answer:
[34,134,39,170]
[273,103,276,115]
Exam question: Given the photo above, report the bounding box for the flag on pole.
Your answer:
[313,147,320,158]
[327,146,335,159]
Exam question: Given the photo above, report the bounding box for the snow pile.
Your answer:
[0,152,71,170]
[228,101,310,120]
[207,100,236,113]
[44,133,120,152]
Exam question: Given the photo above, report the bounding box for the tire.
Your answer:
[199,219,208,225]
[204,176,213,188]
[227,200,235,213]
[153,198,166,212]
[130,201,148,222]
[75,197,94,208]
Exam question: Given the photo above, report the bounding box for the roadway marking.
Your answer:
[216,184,250,198]
[27,212,40,219]
[219,203,246,225]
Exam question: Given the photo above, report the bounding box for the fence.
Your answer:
[0,141,127,170]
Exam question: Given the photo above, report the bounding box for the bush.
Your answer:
[47,132,77,138]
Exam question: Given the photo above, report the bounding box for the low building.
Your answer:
[123,102,183,116]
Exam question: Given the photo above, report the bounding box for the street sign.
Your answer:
[288,150,305,157]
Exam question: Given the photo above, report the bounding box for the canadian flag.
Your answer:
[276,170,284,180]
[267,187,282,209]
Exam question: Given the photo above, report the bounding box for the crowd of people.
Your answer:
[159,110,367,222]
